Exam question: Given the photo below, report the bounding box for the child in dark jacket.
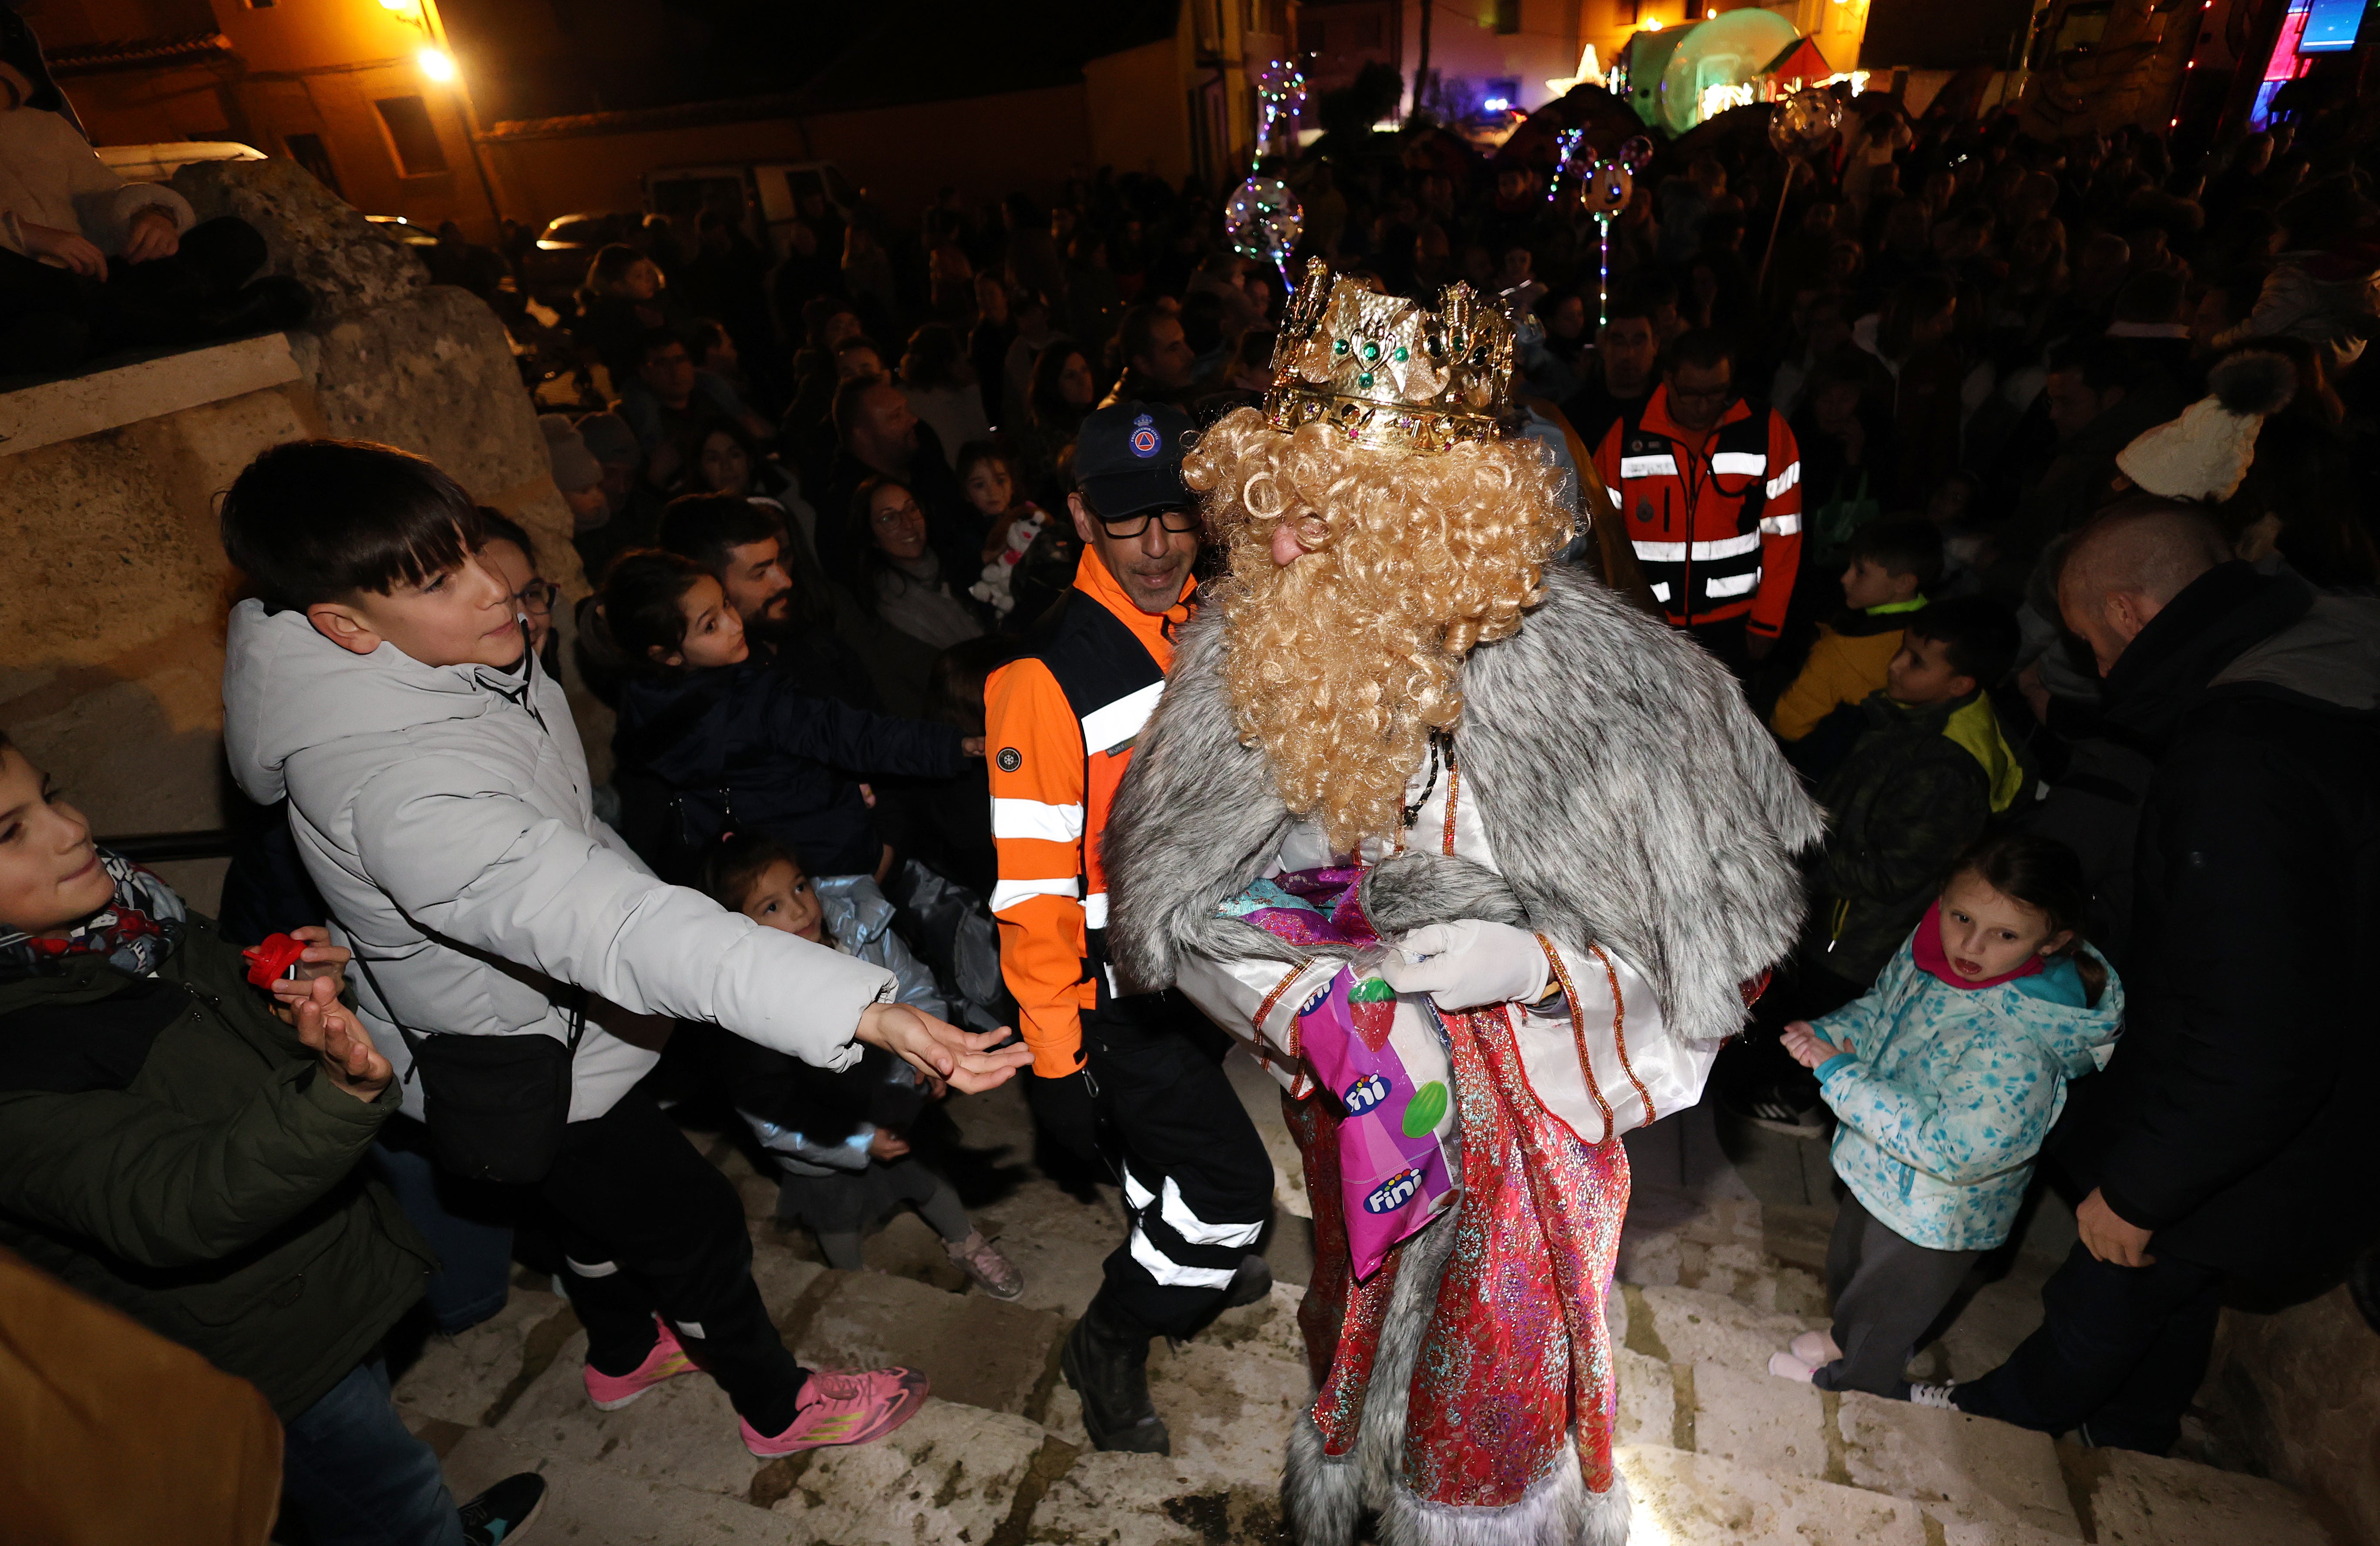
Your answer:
[600,549,982,880]
[705,834,1022,1299]
[1802,595,2027,997]
[1771,517,1941,777]
[1725,597,2028,1136]
[0,735,544,1546]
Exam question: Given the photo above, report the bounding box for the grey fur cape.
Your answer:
[1104,564,1823,1546]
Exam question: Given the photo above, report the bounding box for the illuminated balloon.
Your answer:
[1256,61,1308,148]
[1767,90,1842,157]
[1576,160,1634,217]
[1616,134,1656,174]
[1226,175,1305,285]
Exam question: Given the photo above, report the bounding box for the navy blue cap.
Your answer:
[1074,401,1195,520]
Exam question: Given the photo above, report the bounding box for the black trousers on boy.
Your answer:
[541,1087,806,1435]
[1082,998,1274,1339]
[1951,1240,2223,1454]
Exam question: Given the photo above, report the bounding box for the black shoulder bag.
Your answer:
[353,954,586,1185]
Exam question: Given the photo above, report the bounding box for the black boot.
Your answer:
[1219,1253,1273,1311]
[1062,1292,1170,1454]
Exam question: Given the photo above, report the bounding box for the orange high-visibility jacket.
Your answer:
[1592,385,1804,639]
[983,547,1192,1078]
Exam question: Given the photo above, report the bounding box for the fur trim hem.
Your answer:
[1285,1413,1366,1546]
[1378,1451,1631,1546]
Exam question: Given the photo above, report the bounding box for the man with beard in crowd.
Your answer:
[1101,264,1819,1546]
[657,492,879,710]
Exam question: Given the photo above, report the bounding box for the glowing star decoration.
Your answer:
[1255,61,1308,151]
[1226,175,1305,292]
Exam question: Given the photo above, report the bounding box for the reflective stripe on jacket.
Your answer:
[984,548,1191,1076]
[1592,385,1804,637]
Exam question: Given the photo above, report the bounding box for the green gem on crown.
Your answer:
[1360,340,1380,362]
[1333,338,1349,356]
[1394,345,1410,361]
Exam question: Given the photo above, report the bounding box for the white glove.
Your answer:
[1377,920,1550,1011]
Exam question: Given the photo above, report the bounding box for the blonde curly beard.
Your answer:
[1181,408,1576,855]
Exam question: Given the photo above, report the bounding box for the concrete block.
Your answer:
[747,1226,828,1323]
[303,287,550,498]
[1618,1443,1930,1546]
[0,334,300,457]
[1688,1360,1828,1479]
[1025,1450,1288,1545]
[2076,1447,2334,1546]
[769,1398,1053,1544]
[394,1287,570,1430]
[794,1269,1065,1415]
[1631,1284,1816,1376]
[1932,1519,2093,1546]
[1833,1390,2082,1539]
[1614,1348,1676,1447]
[1144,1338,1310,1485]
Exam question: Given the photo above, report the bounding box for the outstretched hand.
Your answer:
[1780,1020,1848,1070]
[293,975,392,1102]
[856,1001,1033,1093]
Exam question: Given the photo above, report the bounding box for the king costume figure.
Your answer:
[1103,261,1823,1546]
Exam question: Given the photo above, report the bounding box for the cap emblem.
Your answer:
[1129,414,1161,459]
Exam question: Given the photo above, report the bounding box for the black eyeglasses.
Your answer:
[514,581,561,616]
[1094,507,1201,538]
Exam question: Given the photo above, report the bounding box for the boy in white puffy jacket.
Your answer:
[219,439,1029,1460]
[1770,834,2123,1402]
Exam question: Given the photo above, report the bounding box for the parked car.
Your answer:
[520,210,639,304]
[643,160,862,264]
[364,214,439,253]
[93,141,264,184]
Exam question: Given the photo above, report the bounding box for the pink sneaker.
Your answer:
[585,1319,702,1411]
[1768,1351,1817,1383]
[740,1367,930,1457]
[1791,1330,1842,1367]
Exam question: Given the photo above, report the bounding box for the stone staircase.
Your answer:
[396,1054,2347,1546]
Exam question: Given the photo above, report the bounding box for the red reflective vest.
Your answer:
[1591,386,1803,638]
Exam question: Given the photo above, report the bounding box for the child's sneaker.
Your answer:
[1790,1330,1842,1366]
[1767,1351,1817,1382]
[741,1367,930,1457]
[945,1230,1024,1301]
[1907,1381,1959,1409]
[584,1318,702,1411]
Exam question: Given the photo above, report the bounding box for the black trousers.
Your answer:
[540,1087,806,1434]
[1812,1190,1980,1397]
[1951,1240,2224,1454]
[0,215,268,370]
[1084,997,1275,1338]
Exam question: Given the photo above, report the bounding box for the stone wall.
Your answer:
[0,158,600,913]
[2203,1289,2380,1546]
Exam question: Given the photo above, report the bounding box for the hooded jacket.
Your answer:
[612,658,965,880]
[0,913,431,1421]
[2058,565,2380,1283]
[1804,689,2024,988]
[222,602,896,1124]
[1814,933,2124,1251]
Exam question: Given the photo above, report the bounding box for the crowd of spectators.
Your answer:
[5,33,2380,1532]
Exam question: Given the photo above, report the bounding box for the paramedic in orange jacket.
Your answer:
[983,402,1271,1456]
[1591,328,1804,676]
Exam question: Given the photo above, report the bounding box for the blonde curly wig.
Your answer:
[1182,406,1575,854]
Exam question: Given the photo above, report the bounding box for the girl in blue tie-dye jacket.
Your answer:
[1771,834,2124,1398]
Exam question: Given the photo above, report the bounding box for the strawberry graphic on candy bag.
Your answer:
[1347,974,1397,1052]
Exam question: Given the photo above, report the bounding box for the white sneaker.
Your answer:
[1767,1351,1816,1382]
[1907,1381,1958,1409]
[1790,1330,1842,1366]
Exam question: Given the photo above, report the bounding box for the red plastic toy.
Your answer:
[242,931,310,989]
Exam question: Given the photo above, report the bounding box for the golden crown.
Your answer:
[1261,258,1517,454]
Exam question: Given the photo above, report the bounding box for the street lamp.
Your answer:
[375,0,504,235]
[417,46,457,82]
